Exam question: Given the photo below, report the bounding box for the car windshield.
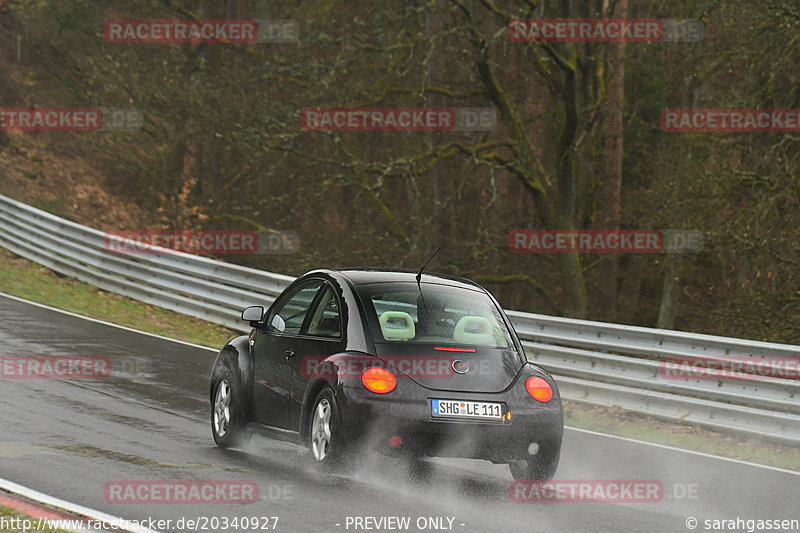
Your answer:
[356,282,512,348]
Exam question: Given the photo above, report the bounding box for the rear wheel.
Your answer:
[508,442,560,481]
[308,387,349,467]
[406,457,433,483]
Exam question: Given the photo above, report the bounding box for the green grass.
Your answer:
[0,247,237,348]
[0,505,70,533]
[1,246,798,471]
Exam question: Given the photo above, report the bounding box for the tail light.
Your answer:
[362,367,397,394]
[525,376,553,402]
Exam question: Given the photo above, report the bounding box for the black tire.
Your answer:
[508,443,560,481]
[211,366,249,448]
[308,387,349,468]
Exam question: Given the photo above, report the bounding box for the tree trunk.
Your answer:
[656,79,698,329]
[657,254,682,328]
[595,0,627,322]
[425,1,447,262]
[555,67,588,318]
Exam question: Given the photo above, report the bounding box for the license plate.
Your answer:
[431,399,503,420]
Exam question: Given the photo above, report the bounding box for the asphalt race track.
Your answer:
[0,293,797,533]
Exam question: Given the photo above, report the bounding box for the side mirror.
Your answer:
[241,305,265,328]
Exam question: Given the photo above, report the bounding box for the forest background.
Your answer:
[1,0,798,343]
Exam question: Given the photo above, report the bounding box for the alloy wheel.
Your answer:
[311,398,332,461]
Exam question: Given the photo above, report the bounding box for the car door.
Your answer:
[252,279,324,429]
[288,283,346,429]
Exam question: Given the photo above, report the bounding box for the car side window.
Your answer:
[267,280,324,335]
[305,285,342,339]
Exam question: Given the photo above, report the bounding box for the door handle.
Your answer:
[284,349,295,361]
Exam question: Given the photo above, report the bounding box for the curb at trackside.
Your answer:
[0,477,161,533]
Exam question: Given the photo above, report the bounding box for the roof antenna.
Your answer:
[416,247,441,315]
[416,247,441,283]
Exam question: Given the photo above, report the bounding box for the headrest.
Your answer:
[453,316,494,345]
[379,311,416,341]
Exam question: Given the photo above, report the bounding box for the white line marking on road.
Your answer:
[0,291,218,352]
[0,476,161,533]
[565,426,800,476]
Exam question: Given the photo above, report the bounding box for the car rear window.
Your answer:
[356,282,512,348]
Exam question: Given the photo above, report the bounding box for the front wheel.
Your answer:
[211,367,248,448]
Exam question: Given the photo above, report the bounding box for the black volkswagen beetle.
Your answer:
[209,268,563,480]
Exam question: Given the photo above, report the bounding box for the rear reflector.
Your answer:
[525,376,553,402]
[362,367,397,394]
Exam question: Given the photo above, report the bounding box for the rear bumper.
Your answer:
[335,381,563,463]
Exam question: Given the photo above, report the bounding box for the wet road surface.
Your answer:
[0,293,797,533]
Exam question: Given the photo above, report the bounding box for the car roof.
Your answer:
[306,267,485,292]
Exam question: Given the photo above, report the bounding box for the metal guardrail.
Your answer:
[1,194,798,443]
[0,195,293,331]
